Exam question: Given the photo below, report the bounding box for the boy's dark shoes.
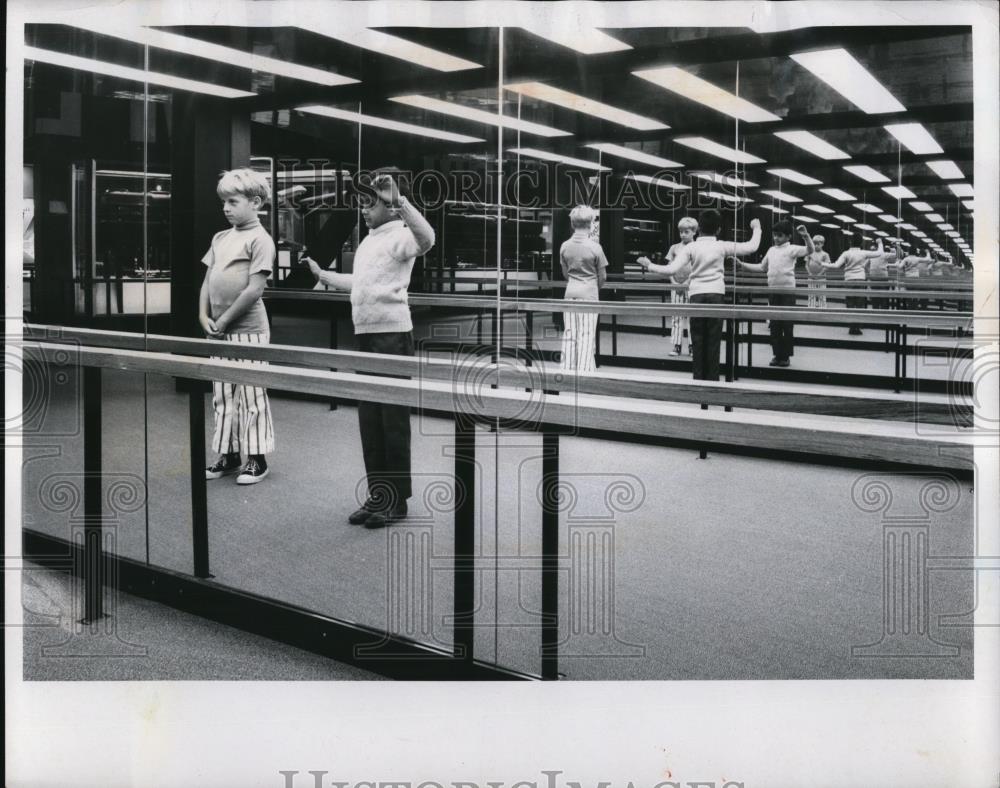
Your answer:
[236,456,269,485]
[206,453,241,480]
[348,499,380,525]
[364,502,408,530]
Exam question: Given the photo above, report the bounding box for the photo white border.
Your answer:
[5,2,999,786]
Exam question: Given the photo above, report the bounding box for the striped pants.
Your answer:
[560,301,598,372]
[806,276,827,308]
[211,331,275,456]
[671,288,689,346]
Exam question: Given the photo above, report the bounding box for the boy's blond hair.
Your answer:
[217,168,271,203]
[569,204,596,230]
[677,216,698,232]
[812,234,825,243]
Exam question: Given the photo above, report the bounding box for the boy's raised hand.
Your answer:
[750,218,761,231]
[796,224,809,237]
[636,256,652,268]
[374,174,401,207]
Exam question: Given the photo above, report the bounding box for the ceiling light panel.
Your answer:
[759,189,803,203]
[298,105,483,142]
[510,147,611,171]
[926,160,964,180]
[844,164,891,183]
[819,188,857,201]
[390,95,569,137]
[691,171,758,188]
[632,67,781,122]
[909,201,933,211]
[790,48,906,113]
[802,204,835,214]
[506,82,667,130]
[772,130,850,160]
[525,28,632,54]
[586,143,682,168]
[673,137,766,164]
[767,168,822,185]
[306,27,480,71]
[884,123,944,154]
[629,174,691,190]
[882,185,916,200]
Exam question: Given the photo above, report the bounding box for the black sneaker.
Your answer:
[206,453,241,480]
[364,502,408,530]
[776,358,790,367]
[769,356,780,367]
[348,499,380,525]
[236,456,269,485]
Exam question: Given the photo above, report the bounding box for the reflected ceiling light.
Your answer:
[767,168,821,185]
[759,189,802,203]
[843,164,891,183]
[586,143,682,168]
[926,213,945,222]
[70,23,358,86]
[506,82,667,130]
[855,223,877,231]
[874,230,889,237]
[509,147,611,171]
[691,171,758,188]
[912,231,928,237]
[841,229,853,236]
[820,223,841,228]
[673,136,766,164]
[790,48,905,113]
[926,160,964,180]
[834,214,856,223]
[632,66,780,122]
[962,200,974,210]
[305,28,478,71]
[629,174,691,190]
[763,205,789,214]
[909,201,933,211]
[819,187,857,201]
[884,123,944,154]
[853,203,883,213]
[794,215,819,223]
[878,214,903,224]
[899,223,917,230]
[945,230,961,238]
[936,223,954,230]
[24,45,255,98]
[948,183,974,197]
[524,27,631,54]
[298,105,484,142]
[772,130,850,160]
[390,95,569,137]
[882,185,916,200]
[802,203,834,214]
[703,190,753,203]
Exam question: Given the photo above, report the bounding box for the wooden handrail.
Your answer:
[21,340,973,470]
[26,324,969,420]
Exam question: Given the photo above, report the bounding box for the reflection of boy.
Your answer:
[305,170,435,529]
[200,168,277,485]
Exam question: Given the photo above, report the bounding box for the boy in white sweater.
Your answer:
[305,170,435,529]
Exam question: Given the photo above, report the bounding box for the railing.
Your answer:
[20,326,973,680]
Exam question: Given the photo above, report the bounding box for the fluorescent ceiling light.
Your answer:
[390,95,568,137]
[304,27,479,71]
[853,203,883,213]
[884,123,944,154]
[703,190,752,203]
[855,223,877,231]
[298,105,483,142]
[926,213,945,222]
[71,23,357,87]
[763,205,789,214]
[506,82,667,130]
[790,48,905,113]
[820,223,840,228]
[629,174,691,191]
[772,130,850,160]
[882,185,916,200]
[926,160,964,180]
[840,229,853,236]
[911,231,927,237]
[673,136,765,164]
[632,66,780,123]
[586,143,682,168]
[948,183,974,197]
[767,168,822,185]
[802,204,834,214]
[524,28,631,54]
[691,171,758,188]
[874,231,889,237]
[819,187,857,201]
[509,147,610,171]
[962,200,974,210]
[843,164,891,183]
[795,215,819,223]
[878,214,903,224]
[899,223,917,230]
[909,201,933,211]
[760,189,802,203]
[936,223,954,230]
[834,214,856,223]
[945,231,961,238]
[24,45,255,98]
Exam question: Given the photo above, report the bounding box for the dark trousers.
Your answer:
[356,331,414,506]
[869,276,890,310]
[768,292,796,360]
[844,278,868,330]
[689,292,725,381]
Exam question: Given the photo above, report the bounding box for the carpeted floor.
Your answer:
[20,312,975,680]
